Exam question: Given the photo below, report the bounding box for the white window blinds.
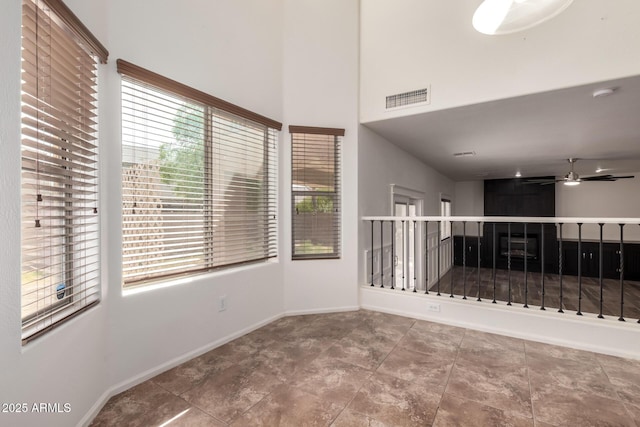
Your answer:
[21,0,107,343]
[290,126,343,259]
[118,61,280,286]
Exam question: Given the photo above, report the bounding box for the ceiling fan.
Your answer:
[524,158,635,186]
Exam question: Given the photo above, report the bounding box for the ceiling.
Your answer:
[363,74,640,182]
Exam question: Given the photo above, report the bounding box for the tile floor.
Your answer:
[90,310,640,426]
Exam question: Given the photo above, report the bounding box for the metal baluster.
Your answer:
[425,221,429,294]
[507,222,512,306]
[391,221,395,289]
[401,220,406,291]
[598,223,605,319]
[450,220,454,298]
[577,223,583,316]
[380,220,384,288]
[524,222,528,308]
[437,221,441,296]
[558,223,564,313]
[463,221,467,300]
[370,220,374,287]
[540,223,545,311]
[492,222,497,304]
[619,224,625,322]
[413,220,417,292]
[477,221,482,302]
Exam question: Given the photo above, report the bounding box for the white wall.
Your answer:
[281,0,360,314]
[359,126,454,217]
[360,0,640,123]
[453,181,485,236]
[556,175,640,241]
[358,125,455,285]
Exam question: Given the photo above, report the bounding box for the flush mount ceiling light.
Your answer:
[592,88,615,98]
[472,0,574,35]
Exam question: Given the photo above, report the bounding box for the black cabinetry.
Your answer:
[482,177,557,272]
[453,235,479,267]
[484,177,555,217]
[561,241,628,279]
[624,244,640,280]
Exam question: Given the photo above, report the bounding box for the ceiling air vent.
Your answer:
[386,87,430,109]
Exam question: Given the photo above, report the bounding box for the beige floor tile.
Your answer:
[181,360,282,423]
[446,361,532,419]
[377,346,455,390]
[348,372,440,427]
[291,354,373,406]
[89,381,223,427]
[531,384,636,427]
[331,408,389,427]
[433,394,533,427]
[231,385,343,427]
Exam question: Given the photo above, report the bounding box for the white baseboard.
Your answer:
[284,305,360,317]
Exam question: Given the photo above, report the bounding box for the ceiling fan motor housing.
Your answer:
[565,171,579,181]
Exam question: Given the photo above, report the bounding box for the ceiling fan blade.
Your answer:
[611,175,635,179]
[582,175,635,181]
[523,180,552,183]
[581,175,614,181]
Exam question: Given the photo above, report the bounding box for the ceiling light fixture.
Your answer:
[563,180,580,186]
[592,88,615,98]
[515,171,522,177]
[472,0,574,35]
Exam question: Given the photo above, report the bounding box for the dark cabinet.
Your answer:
[623,244,640,280]
[560,241,622,279]
[454,235,480,267]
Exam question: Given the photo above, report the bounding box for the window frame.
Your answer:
[290,126,344,260]
[117,61,281,287]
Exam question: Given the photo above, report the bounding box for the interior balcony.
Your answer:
[361,215,640,360]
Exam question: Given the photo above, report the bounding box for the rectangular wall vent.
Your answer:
[386,87,430,109]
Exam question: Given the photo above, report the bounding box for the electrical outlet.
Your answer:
[427,303,440,313]
[218,295,227,312]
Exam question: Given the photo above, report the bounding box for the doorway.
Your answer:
[394,196,419,290]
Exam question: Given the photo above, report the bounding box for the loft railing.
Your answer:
[362,216,640,323]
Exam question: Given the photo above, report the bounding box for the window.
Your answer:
[290,126,343,259]
[440,197,452,240]
[117,61,280,286]
[21,0,108,343]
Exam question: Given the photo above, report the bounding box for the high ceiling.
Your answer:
[363,74,640,182]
